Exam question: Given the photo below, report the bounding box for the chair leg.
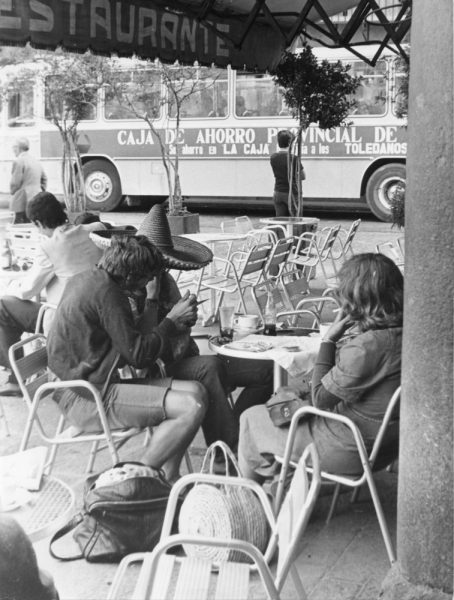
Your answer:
[0,399,10,436]
[366,474,396,564]
[86,441,100,473]
[184,450,193,473]
[289,563,308,600]
[326,483,342,524]
[45,415,67,475]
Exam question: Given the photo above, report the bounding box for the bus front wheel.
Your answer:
[83,160,122,212]
[365,164,406,222]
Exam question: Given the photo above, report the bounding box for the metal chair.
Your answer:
[376,241,404,272]
[289,225,341,287]
[107,443,321,600]
[276,295,341,331]
[332,218,361,260]
[195,242,272,316]
[275,386,401,565]
[9,334,146,475]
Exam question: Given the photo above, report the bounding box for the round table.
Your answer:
[4,476,75,542]
[259,216,319,238]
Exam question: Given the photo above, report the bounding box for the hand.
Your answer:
[166,291,198,331]
[323,310,352,343]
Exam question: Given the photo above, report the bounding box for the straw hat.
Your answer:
[89,228,137,249]
[136,205,213,271]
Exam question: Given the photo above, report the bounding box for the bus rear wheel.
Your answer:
[365,163,406,222]
[83,160,122,212]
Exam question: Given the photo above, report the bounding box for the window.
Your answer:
[348,60,387,116]
[392,59,408,118]
[168,67,228,119]
[235,73,288,117]
[45,76,97,121]
[7,86,35,127]
[104,70,161,121]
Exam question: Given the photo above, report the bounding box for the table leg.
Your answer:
[273,362,286,392]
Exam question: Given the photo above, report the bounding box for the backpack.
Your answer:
[50,462,173,563]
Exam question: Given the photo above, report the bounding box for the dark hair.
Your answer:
[26,192,67,228]
[98,235,164,287]
[335,253,403,331]
[277,130,294,149]
[73,212,101,225]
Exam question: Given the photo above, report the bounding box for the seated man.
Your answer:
[47,236,207,483]
[0,515,59,600]
[0,192,105,396]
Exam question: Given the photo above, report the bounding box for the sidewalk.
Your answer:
[0,210,400,599]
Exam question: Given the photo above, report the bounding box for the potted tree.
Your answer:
[0,48,107,218]
[105,59,220,234]
[274,44,360,216]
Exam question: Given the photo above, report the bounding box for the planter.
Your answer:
[167,213,200,235]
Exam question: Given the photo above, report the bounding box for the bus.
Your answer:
[0,45,407,221]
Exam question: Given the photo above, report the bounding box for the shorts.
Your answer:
[56,377,173,433]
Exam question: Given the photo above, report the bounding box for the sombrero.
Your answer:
[136,205,213,271]
[89,227,137,249]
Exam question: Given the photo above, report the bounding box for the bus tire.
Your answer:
[365,163,406,222]
[83,160,122,212]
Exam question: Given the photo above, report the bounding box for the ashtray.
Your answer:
[209,335,232,346]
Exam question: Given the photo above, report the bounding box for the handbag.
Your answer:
[49,462,174,563]
[178,441,269,564]
[266,385,310,427]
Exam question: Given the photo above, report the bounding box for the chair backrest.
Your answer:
[251,279,290,319]
[263,237,294,279]
[318,225,341,259]
[343,218,361,253]
[237,242,272,278]
[35,302,58,335]
[280,270,310,309]
[294,295,341,328]
[220,219,238,234]
[275,443,321,591]
[235,215,254,233]
[9,334,50,408]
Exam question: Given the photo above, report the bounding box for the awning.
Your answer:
[0,0,411,71]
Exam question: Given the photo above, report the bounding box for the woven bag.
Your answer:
[178,441,269,563]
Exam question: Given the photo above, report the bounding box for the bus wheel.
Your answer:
[366,164,406,222]
[83,160,122,212]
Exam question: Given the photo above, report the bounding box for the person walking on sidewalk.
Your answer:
[9,137,47,224]
[270,129,305,217]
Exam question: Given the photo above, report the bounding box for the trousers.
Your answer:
[0,296,41,375]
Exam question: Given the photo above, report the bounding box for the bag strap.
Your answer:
[201,441,241,477]
[49,512,85,561]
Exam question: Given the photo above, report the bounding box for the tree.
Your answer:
[274,44,360,216]
[0,48,108,213]
[105,59,219,216]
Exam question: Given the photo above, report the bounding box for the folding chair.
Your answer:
[107,443,321,600]
[276,295,341,331]
[289,225,341,288]
[9,334,146,475]
[332,218,361,260]
[195,242,272,316]
[275,386,401,565]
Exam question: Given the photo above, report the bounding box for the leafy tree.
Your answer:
[104,60,219,215]
[0,47,108,213]
[274,44,360,216]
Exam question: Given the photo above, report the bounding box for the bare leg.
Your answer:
[142,380,207,481]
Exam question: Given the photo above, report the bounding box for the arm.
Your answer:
[17,246,55,300]
[10,158,24,194]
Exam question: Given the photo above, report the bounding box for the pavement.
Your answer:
[0,209,401,600]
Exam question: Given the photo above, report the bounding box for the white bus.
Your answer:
[0,46,406,221]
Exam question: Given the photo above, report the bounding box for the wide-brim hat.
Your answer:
[136,205,213,271]
[89,227,137,249]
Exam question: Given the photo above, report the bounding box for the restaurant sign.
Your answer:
[0,0,284,70]
[42,124,407,160]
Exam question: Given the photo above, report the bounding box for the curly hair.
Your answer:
[26,192,67,228]
[98,235,164,288]
[335,253,403,331]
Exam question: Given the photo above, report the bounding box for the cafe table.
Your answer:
[2,476,75,543]
[259,216,319,238]
[209,332,321,392]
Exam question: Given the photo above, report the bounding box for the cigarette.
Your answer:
[196,299,208,305]
[333,308,341,313]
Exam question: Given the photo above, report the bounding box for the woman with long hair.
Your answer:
[238,253,403,481]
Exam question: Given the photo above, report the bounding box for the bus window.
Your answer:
[235,73,287,117]
[168,67,228,119]
[45,76,98,121]
[7,86,34,127]
[348,60,387,116]
[393,59,408,118]
[104,70,161,120]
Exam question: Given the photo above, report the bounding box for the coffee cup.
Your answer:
[234,314,259,330]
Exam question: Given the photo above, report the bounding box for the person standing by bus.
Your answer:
[9,137,47,224]
[270,130,305,217]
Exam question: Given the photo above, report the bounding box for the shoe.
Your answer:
[0,382,21,397]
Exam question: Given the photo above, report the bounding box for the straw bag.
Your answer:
[178,442,269,563]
